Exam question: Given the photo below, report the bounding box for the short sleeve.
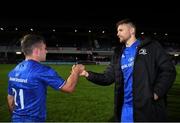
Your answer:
[7,74,14,95]
[38,67,65,90]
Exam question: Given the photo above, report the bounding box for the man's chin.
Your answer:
[119,40,124,43]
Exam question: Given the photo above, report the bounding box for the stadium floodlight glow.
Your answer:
[165,33,168,36]
[53,29,56,32]
[0,27,4,31]
[102,30,105,33]
[174,53,179,57]
[89,30,91,33]
[16,52,22,55]
[74,29,77,32]
[15,28,18,31]
[30,28,33,31]
[141,32,144,35]
[153,32,157,35]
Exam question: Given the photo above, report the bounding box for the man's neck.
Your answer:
[125,37,137,47]
[25,56,40,62]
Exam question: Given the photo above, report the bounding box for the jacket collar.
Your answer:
[138,36,153,48]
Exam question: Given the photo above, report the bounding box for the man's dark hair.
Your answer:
[21,34,45,56]
[116,18,136,29]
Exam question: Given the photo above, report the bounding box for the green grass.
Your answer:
[0,64,180,121]
[167,65,180,121]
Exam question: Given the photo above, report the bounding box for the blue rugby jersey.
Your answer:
[120,40,140,122]
[8,59,65,121]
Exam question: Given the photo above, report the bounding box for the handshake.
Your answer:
[71,64,89,77]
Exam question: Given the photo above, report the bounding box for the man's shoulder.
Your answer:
[36,63,53,72]
[38,64,57,75]
[8,61,24,74]
[140,36,161,47]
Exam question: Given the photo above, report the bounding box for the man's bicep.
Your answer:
[154,43,176,97]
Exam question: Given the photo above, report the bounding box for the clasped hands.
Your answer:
[71,64,89,77]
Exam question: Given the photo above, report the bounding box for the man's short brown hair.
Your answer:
[21,34,45,56]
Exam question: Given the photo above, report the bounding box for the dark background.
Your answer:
[0,1,179,47]
[0,1,179,31]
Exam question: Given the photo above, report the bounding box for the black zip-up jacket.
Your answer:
[86,37,176,122]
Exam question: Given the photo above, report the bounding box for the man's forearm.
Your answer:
[7,95,14,113]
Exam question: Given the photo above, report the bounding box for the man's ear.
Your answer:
[33,48,39,56]
[130,27,135,35]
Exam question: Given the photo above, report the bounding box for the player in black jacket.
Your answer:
[79,19,176,122]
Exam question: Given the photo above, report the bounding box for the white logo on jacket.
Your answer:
[139,48,147,55]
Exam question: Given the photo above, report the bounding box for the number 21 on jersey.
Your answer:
[12,88,24,109]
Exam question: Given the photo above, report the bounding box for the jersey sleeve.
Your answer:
[38,67,65,90]
[7,73,14,96]
[8,83,13,95]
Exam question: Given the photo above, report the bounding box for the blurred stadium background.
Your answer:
[0,19,179,65]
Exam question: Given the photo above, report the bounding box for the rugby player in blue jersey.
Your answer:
[7,34,84,122]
